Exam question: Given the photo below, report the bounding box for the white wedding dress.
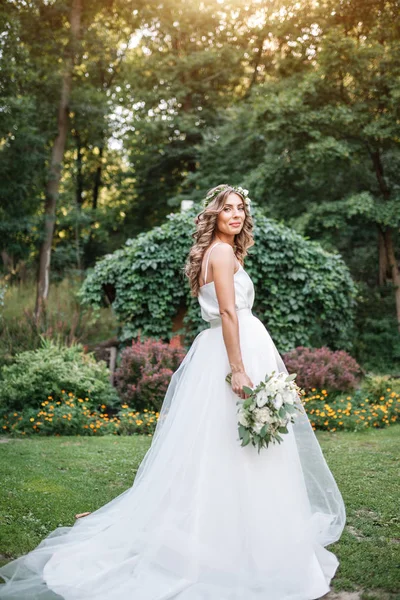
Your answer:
[0,243,346,600]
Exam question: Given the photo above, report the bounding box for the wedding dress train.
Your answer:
[0,254,345,599]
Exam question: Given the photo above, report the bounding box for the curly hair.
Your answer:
[184,184,254,297]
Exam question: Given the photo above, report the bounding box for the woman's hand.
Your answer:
[231,371,254,399]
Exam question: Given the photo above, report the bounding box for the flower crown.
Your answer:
[202,185,252,212]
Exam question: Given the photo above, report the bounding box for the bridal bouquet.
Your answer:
[225,370,305,453]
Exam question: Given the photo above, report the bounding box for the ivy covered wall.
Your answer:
[80,206,357,352]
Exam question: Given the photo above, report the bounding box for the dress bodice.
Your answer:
[198,265,255,323]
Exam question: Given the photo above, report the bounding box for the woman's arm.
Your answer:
[210,243,253,398]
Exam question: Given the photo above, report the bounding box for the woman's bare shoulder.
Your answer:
[210,243,235,265]
[212,242,234,254]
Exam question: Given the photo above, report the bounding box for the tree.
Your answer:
[35,0,83,323]
[173,0,400,329]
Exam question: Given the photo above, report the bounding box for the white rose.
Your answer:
[275,377,287,392]
[283,391,295,405]
[254,407,273,424]
[256,389,269,408]
[253,421,264,434]
[273,392,284,410]
[238,410,249,427]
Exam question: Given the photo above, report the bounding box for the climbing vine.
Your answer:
[80,206,357,352]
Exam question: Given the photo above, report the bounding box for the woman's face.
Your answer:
[216,192,245,236]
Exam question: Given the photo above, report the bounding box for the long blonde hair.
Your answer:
[184,184,254,297]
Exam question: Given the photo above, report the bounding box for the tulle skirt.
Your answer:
[0,309,345,600]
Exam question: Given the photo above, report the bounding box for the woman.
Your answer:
[0,184,346,599]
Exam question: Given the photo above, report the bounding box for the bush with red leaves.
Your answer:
[115,337,186,412]
[282,346,363,394]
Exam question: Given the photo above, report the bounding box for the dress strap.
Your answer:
[204,242,223,285]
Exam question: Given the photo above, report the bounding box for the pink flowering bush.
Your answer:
[115,336,185,412]
[282,346,363,394]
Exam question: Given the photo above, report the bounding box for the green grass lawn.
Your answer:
[0,427,399,597]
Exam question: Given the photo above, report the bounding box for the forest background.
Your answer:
[0,0,399,374]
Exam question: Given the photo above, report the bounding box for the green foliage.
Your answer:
[115,406,159,436]
[2,393,161,438]
[360,374,400,399]
[0,284,5,317]
[304,386,400,432]
[0,339,118,414]
[352,284,400,374]
[80,206,357,352]
[0,316,42,369]
[2,392,160,438]
[2,0,398,373]
[0,277,118,368]
[2,394,118,437]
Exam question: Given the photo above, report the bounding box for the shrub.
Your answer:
[282,346,363,393]
[360,373,400,398]
[0,339,119,414]
[115,337,185,412]
[116,405,159,435]
[80,206,357,352]
[3,386,398,437]
[303,387,400,432]
[1,393,157,437]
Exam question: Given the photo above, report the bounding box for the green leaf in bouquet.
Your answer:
[278,426,288,434]
[242,385,254,396]
[238,424,247,438]
[264,370,276,382]
[243,397,253,409]
[285,373,297,382]
[278,407,287,419]
[242,429,251,446]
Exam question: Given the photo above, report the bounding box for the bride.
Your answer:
[0,184,346,599]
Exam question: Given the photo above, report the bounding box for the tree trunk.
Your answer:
[34,0,82,323]
[243,33,267,99]
[378,226,389,285]
[370,149,391,200]
[369,147,400,329]
[74,130,84,271]
[383,226,400,332]
[1,250,13,274]
[92,145,103,210]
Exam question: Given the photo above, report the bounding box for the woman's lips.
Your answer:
[230,223,241,227]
